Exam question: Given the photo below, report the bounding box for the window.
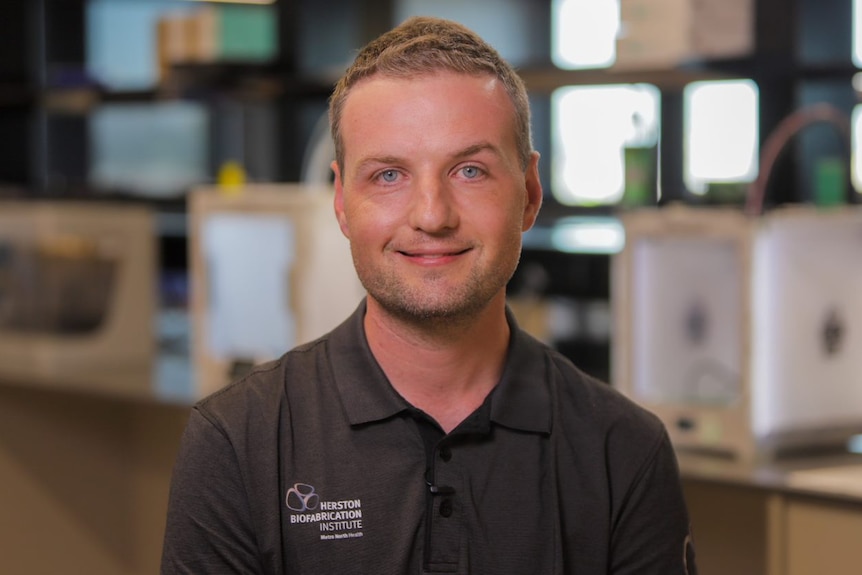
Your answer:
[684,79,759,196]
[852,100,862,192]
[552,84,660,206]
[552,0,619,70]
[854,0,862,67]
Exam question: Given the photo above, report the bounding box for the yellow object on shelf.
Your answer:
[217,161,247,195]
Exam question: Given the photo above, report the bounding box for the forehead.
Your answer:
[339,71,518,159]
[345,69,508,110]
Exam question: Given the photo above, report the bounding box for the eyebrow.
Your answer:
[354,142,503,174]
[355,156,402,173]
[450,141,503,161]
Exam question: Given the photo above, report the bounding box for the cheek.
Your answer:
[485,196,527,235]
[341,203,389,247]
[346,194,405,233]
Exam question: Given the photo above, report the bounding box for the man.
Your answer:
[161,16,696,574]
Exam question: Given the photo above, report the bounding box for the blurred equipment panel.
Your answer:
[613,205,862,460]
[0,200,157,393]
[189,184,365,398]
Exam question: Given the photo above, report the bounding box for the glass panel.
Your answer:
[633,237,742,406]
[552,84,660,206]
[89,101,210,198]
[684,79,759,196]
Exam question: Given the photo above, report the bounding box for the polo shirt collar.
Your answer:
[491,307,553,435]
[327,299,552,435]
[328,300,408,424]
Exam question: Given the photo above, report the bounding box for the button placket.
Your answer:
[436,445,454,516]
[425,442,461,569]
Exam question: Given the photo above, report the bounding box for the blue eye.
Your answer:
[380,169,398,183]
[461,165,481,179]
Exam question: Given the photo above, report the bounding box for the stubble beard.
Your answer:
[352,241,522,330]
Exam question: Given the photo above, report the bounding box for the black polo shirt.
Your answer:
[162,301,696,574]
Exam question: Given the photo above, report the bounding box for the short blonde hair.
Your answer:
[329,16,533,173]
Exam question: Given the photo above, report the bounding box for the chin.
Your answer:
[375,291,497,325]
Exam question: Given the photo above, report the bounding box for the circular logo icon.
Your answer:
[286,483,319,512]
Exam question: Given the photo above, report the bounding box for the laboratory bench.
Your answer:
[681,451,862,575]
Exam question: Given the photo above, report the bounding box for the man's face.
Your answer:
[332,71,542,323]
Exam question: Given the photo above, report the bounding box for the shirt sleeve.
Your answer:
[609,429,698,575]
[161,408,263,574]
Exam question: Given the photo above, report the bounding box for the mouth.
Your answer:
[399,245,471,256]
[397,246,472,264]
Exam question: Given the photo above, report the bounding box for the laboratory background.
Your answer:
[2,0,862,573]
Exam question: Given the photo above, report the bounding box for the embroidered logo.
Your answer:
[286,483,319,512]
[285,482,364,541]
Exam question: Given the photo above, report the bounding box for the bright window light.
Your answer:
[684,80,759,195]
[855,0,862,67]
[852,104,862,192]
[552,0,619,69]
[552,84,660,206]
[550,216,625,254]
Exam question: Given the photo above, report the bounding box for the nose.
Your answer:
[407,175,459,233]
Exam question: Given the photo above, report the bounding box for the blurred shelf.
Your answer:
[519,64,737,93]
[519,58,862,94]
[1,60,339,114]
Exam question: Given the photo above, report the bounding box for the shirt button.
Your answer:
[439,499,453,517]
[439,446,452,462]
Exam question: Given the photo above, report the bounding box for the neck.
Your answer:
[364,294,511,433]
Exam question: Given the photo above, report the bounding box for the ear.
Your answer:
[331,160,350,239]
[521,151,543,232]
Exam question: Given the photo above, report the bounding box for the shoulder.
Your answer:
[193,336,330,434]
[544,347,683,510]
[545,346,667,453]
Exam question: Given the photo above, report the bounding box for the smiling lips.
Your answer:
[397,246,472,264]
